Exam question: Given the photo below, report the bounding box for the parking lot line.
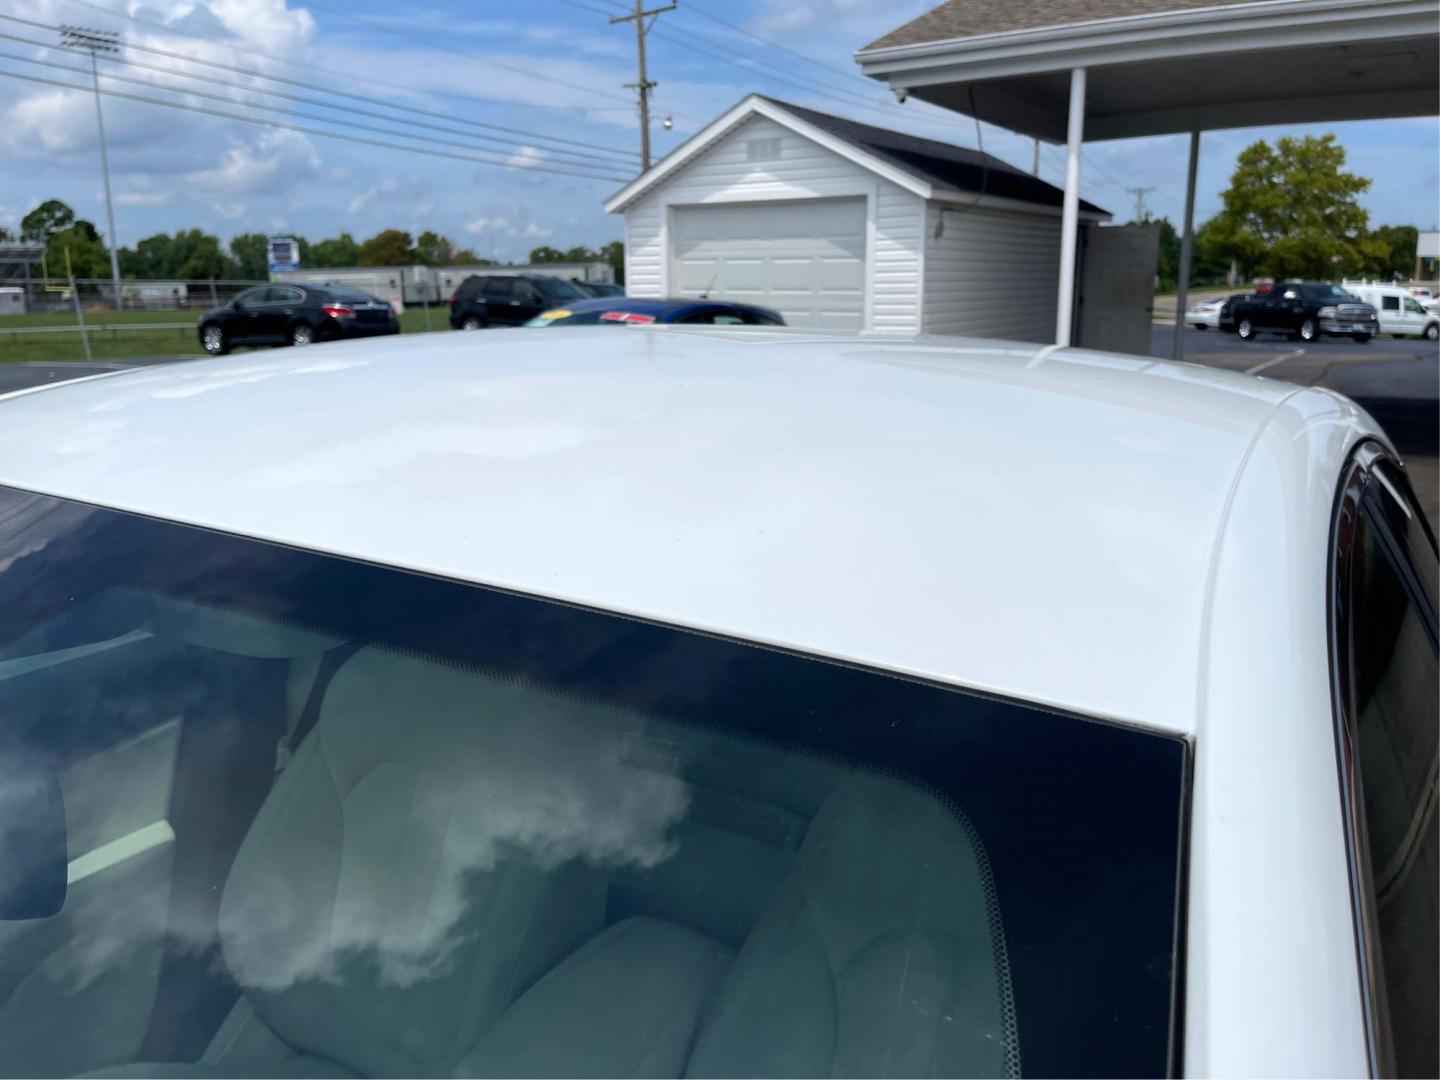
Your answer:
[1245,348,1305,376]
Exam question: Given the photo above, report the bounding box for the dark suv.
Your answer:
[449,275,588,330]
[1229,283,1378,343]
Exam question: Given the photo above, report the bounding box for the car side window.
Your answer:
[1381,296,1400,311]
[1404,298,1426,315]
[674,310,712,325]
[234,287,268,306]
[482,278,513,299]
[514,281,540,302]
[1336,456,1438,1079]
[273,287,304,304]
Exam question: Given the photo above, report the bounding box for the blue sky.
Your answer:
[2,0,1436,263]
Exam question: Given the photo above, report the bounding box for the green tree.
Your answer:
[1366,224,1419,280]
[358,229,414,266]
[309,233,360,268]
[598,239,624,285]
[228,232,270,279]
[413,230,455,266]
[45,220,110,279]
[175,233,237,280]
[21,199,76,242]
[1148,218,1229,292]
[1200,135,1386,280]
[450,247,489,265]
[527,245,567,263]
[118,229,236,279]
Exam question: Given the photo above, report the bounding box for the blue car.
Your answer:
[525,296,784,327]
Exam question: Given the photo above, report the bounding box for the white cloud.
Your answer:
[504,145,546,170]
[462,215,551,239]
[464,216,508,234]
[185,129,321,195]
[113,191,174,206]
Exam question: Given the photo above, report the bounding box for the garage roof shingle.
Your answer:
[862,0,1269,51]
[764,97,1107,215]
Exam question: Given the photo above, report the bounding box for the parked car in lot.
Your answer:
[1217,292,1248,332]
[1344,281,1440,340]
[1185,296,1225,329]
[197,282,398,355]
[525,296,785,326]
[571,280,626,298]
[1230,282,1378,342]
[448,274,587,329]
[0,330,1433,1078]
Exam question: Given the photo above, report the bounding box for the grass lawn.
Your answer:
[0,307,449,363]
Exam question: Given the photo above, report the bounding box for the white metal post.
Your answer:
[89,51,122,311]
[1055,67,1086,346]
[1172,129,1201,361]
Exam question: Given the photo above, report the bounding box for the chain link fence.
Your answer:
[3,278,267,317]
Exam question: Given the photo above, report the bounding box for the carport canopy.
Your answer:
[855,0,1440,353]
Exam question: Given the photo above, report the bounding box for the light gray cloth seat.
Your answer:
[459,917,733,1078]
[685,774,1021,1079]
[95,646,618,1078]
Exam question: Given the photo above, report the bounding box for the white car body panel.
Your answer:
[1186,298,1224,329]
[0,326,1390,1076]
[1187,388,1375,1077]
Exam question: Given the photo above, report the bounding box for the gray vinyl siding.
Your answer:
[921,203,1062,342]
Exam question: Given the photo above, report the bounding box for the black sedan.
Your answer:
[198,283,399,355]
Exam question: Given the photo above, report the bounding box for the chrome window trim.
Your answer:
[1327,439,1413,1079]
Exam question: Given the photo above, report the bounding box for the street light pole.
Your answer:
[610,0,675,171]
[60,25,123,311]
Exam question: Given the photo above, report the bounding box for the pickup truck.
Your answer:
[1231,283,1377,343]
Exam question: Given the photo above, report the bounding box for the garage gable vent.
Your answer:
[746,137,782,163]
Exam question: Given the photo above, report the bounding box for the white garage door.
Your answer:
[670,199,866,330]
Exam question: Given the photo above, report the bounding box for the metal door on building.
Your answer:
[1075,224,1160,356]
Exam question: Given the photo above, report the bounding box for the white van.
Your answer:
[1344,282,1440,340]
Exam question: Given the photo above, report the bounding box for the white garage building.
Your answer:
[605,95,1107,337]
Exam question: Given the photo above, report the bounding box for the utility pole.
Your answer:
[60,25,123,311]
[1126,185,1155,223]
[610,0,675,172]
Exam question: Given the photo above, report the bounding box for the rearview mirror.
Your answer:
[0,764,67,920]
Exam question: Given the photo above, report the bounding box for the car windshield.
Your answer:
[322,286,382,302]
[1308,284,1362,302]
[0,485,1189,1078]
[533,277,586,300]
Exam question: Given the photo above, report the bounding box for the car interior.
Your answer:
[0,587,1020,1079]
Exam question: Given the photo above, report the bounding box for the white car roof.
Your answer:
[0,327,1381,735]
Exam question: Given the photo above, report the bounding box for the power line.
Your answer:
[0,49,634,180]
[679,1,882,97]
[559,0,904,123]
[298,0,642,111]
[0,67,633,182]
[609,0,675,171]
[0,30,636,172]
[37,3,641,159]
[1126,186,1156,221]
